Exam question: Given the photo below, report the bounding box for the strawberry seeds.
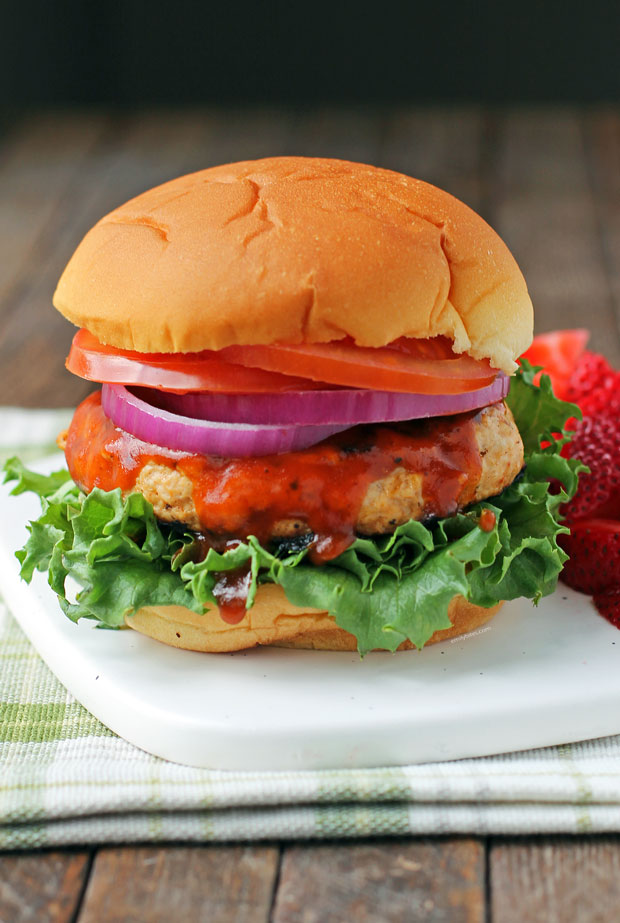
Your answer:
[525,330,620,627]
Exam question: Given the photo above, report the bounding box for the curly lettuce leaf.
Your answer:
[505,359,581,455]
[2,364,586,653]
[270,514,502,651]
[4,461,202,627]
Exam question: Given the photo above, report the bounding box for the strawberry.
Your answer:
[521,329,589,400]
[561,414,620,521]
[550,339,620,623]
[579,372,620,419]
[560,519,620,594]
[594,588,620,629]
[564,350,615,402]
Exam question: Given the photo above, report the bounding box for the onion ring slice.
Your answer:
[101,385,350,457]
[140,374,510,426]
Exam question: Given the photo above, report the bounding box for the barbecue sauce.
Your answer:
[65,391,485,617]
[478,508,497,532]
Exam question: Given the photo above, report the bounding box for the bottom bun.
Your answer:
[125,584,503,653]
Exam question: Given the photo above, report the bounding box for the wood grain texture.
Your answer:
[0,109,297,407]
[380,107,484,213]
[583,109,620,348]
[77,845,279,923]
[0,112,108,407]
[0,112,107,305]
[289,106,382,164]
[0,110,213,407]
[0,850,90,923]
[490,837,620,923]
[272,840,484,923]
[2,106,617,405]
[490,108,620,363]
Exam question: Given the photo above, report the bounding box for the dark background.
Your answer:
[1,0,619,106]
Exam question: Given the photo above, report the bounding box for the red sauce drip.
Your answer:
[478,508,497,532]
[211,564,252,624]
[65,391,484,566]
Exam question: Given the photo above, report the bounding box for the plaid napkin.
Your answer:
[2,407,620,850]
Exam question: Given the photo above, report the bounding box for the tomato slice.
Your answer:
[66,329,327,394]
[219,337,497,394]
[67,330,497,395]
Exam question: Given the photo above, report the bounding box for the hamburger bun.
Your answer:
[53,156,532,374]
[125,584,503,653]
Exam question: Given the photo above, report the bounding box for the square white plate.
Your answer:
[1,455,619,770]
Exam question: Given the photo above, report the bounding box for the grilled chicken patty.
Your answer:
[63,393,523,553]
[134,400,522,536]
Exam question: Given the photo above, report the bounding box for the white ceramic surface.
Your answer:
[1,455,619,770]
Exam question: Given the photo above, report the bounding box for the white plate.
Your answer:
[1,454,620,770]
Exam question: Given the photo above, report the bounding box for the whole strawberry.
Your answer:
[564,350,615,402]
[560,519,620,594]
[562,413,620,521]
[578,372,620,419]
[594,588,620,629]
[524,331,620,627]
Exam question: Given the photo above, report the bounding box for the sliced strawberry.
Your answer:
[562,414,620,520]
[521,329,589,399]
[564,351,616,402]
[594,588,620,629]
[522,329,589,377]
[560,519,620,594]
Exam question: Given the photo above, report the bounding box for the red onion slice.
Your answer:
[101,385,351,457]
[140,374,509,426]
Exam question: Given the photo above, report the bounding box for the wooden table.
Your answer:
[1,107,619,921]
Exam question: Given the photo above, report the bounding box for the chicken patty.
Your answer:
[132,400,522,536]
[64,393,523,558]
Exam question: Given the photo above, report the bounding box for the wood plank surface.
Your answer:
[583,109,620,345]
[2,106,615,404]
[77,845,279,923]
[0,850,91,922]
[491,108,620,362]
[490,837,620,923]
[0,110,213,407]
[272,840,485,923]
[0,112,108,309]
[0,108,297,407]
[289,106,382,164]
[381,107,484,211]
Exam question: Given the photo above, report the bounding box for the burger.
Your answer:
[4,157,582,654]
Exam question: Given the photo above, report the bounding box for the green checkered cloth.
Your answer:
[2,408,620,850]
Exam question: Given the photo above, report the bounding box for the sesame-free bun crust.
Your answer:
[124,583,503,653]
[54,157,532,374]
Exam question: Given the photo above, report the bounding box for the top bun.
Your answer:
[53,157,533,374]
